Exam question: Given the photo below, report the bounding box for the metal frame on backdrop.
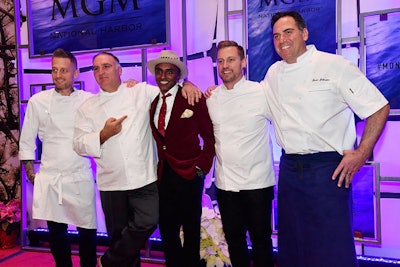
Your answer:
[337,0,343,54]
[350,162,382,247]
[359,7,400,116]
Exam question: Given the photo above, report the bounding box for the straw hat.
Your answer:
[147,50,188,79]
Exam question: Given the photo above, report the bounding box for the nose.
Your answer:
[96,67,106,75]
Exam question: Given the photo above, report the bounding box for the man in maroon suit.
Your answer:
[148,50,215,267]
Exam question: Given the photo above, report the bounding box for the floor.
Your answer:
[2,245,400,267]
[0,246,166,267]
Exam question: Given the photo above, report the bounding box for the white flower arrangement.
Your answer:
[199,205,231,267]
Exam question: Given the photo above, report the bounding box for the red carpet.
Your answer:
[0,246,165,267]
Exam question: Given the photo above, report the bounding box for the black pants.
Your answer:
[217,187,274,267]
[47,220,97,267]
[158,163,204,267]
[100,182,159,267]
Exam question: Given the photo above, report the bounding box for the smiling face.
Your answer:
[92,53,122,92]
[51,57,78,93]
[217,46,246,89]
[154,63,180,94]
[272,16,308,64]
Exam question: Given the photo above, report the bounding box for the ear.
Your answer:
[241,57,247,69]
[73,69,79,79]
[302,28,309,42]
[118,65,123,75]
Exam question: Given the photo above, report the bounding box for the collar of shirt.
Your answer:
[99,83,124,97]
[155,83,179,127]
[283,44,315,68]
[220,76,246,91]
[54,87,76,96]
[158,83,179,102]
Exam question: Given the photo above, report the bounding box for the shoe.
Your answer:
[98,255,104,267]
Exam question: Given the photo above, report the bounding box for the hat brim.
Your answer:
[147,58,188,80]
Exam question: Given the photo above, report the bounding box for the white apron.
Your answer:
[32,90,97,229]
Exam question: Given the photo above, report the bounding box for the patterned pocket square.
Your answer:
[180,109,194,118]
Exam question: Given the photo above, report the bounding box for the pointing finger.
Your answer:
[116,115,128,124]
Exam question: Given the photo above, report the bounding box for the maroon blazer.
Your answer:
[150,86,215,181]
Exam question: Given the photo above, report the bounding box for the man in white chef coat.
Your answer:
[19,48,97,267]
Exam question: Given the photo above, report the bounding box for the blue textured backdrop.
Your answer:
[365,11,400,110]
[247,0,337,82]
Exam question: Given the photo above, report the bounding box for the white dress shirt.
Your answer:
[153,84,179,129]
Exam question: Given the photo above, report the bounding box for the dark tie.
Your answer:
[157,93,171,136]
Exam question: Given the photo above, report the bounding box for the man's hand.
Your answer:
[182,81,202,105]
[204,85,217,99]
[22,160,36,185]
[123,79,138,88]
[100,116,128,144]
[332,149,368,188]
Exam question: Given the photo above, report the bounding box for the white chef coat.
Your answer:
[206,77,276,191]
[263,45,388,155]
[19,89,97,229]
[73,82,159,191]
